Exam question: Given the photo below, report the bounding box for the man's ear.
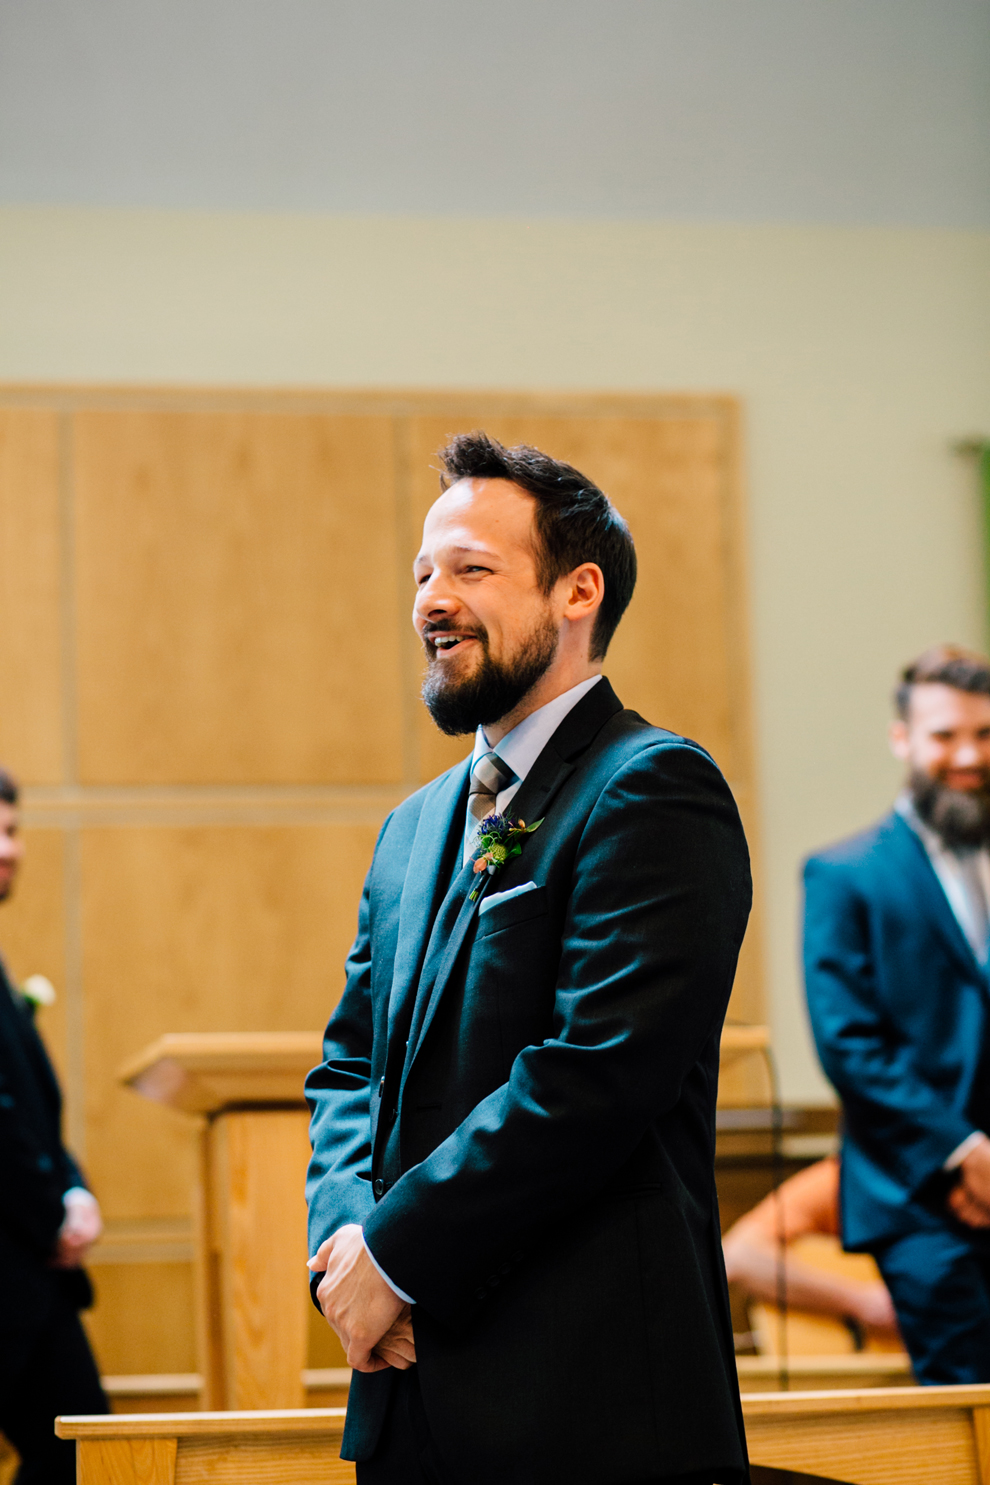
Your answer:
[562,563,605,623]
[889,718,910,762]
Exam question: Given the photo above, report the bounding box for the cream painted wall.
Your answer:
[2,205,989,1101]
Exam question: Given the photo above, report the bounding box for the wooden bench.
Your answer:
[57,1383,990,1484]
[56,1409,355,1484]
[742,1383,990,1484]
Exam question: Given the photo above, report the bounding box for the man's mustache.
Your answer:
[422,621,488,649]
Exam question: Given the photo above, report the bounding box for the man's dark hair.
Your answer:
[436,431,637,660]
[895,644,990,719]
[0,768,18,806]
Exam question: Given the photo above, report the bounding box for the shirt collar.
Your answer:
[471,675,603,784]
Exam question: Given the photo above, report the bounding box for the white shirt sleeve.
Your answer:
[944,1130,989,1171]
[362,1232,415,1304]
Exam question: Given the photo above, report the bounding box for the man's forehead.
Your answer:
[909,683,990,726]
[418,477,536,555]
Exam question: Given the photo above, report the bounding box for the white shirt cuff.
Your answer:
[362,1232,415,1305]
[944,1131,989,1170]
[63,1186,97,1206]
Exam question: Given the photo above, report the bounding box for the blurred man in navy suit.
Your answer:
[806,646,990,1383]
[0,768,107,1483]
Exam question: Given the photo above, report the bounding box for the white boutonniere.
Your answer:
[19,974,56,1009]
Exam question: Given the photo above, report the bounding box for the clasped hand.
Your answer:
[308,1223,416,1373]
[948,1137,990,1229]
[51,1189,102,1269]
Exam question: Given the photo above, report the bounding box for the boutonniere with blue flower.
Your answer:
[469,813,544,900]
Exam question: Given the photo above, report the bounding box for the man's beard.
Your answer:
[910,767,990,849]
[422,614,559,737]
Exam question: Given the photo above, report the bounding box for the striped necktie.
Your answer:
[464,751,515,861]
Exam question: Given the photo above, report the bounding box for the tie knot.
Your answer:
[470,751,514,799]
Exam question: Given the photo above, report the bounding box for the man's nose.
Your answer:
[414,574,457,623]
[951,739,982,767]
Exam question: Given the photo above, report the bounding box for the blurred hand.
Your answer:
[308,1223,414,1373]
[53,1189,102,1268]
[949,1180,990,1229]
[850,1280,900,1332]
[953,1138,990,1228]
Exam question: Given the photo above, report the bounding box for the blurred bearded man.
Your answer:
[805,645,990,1384]
[305,433,752,1485]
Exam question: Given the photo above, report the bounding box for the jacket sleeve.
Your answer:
[305,847,384,1265]
[362,741,752,1329]
[0,1085,71,1257]
[803,855,976,1194]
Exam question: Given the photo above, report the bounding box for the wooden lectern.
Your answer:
[120,1031,323,1411]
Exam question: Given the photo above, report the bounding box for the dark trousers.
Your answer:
[0,1300,108,1485]
[356,1367,741,1485]
[872,1224,990,1384]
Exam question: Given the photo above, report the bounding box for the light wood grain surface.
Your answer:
[210,1110,312,1408]
[742,1385,990,1485]
[56,1387,990,1485]
[120,1032,324,1114]
[73,409,405,786]
[0,408,63,783]
[58,1409,347,1438]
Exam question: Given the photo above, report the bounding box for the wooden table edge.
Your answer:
[741,1382,990,1416]
[56,1408,348,1440]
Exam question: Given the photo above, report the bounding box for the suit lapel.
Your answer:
[403,678,625,1071]
[892,812,986,982]
[384,757,471,1052]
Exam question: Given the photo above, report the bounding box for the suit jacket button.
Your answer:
[373,1178,384,1197]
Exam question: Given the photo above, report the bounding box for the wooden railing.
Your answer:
[741,1384,990,1485]
[57,1408,354,1484]
[56,1384,990,1485]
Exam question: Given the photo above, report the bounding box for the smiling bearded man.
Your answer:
[805,645,990,1387]
[305,433,752,1485]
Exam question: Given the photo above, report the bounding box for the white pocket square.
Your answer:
[478,880,539,916]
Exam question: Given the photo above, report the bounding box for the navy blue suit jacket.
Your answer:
[306,680,752,1485]
[804,810,990,1250]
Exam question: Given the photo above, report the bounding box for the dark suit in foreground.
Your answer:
[804,811,990,1382]
[307,680,752,1485]
[0,960,107,1484]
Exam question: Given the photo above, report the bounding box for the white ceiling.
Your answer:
[1,0,988,225]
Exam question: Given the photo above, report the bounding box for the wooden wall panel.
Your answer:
[405,413,746,788]
[73,411,405,784]
[80,823,378,1218]
[0,410,63,783]
[84,1262,196,1374]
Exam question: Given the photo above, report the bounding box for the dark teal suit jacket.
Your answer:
[306,679,752,1484]
[805,810,990,1250]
